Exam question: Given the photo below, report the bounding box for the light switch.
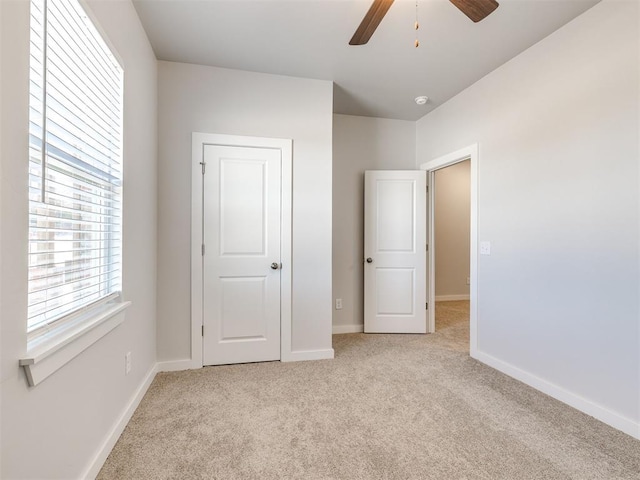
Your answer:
[480,241,491,255]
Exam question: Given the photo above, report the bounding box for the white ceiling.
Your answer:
[132,0,600,121]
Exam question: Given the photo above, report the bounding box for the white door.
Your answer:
[202,144,281,365]
[364,171,427,333]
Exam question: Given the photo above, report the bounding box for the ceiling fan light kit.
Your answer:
[349,0,499,46]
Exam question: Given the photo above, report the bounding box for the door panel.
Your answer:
[364,171,426,333]
[220,276,267,341]
[203,144,281,365]
[377,180,415,252]
[220,159,266,255]
[376,268,415,315]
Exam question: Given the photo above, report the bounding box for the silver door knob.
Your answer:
[366,257,373,263]
[271,262,280,270]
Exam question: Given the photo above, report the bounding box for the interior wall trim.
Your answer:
[156,359,194,372]
[435,295,470,302]
[282,349,335,362]
[474,350,640,440]
[332,324,364,334]
[81,363,158,479]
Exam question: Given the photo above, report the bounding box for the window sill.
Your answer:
[19,300,131,386]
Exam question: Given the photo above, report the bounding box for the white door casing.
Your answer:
[419,144,478,353]
[364,170,427,333]
[425,173,430,332]
[191,133,292,368]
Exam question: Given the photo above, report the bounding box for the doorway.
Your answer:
[433,160,471,350]
[420,144,478,355]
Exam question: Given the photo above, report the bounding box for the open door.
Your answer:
[364,170,427,333]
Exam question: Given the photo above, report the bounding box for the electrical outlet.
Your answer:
[335,298,343,310]
[125,352,131,375]
[466,277,470,285]
[480,241,491,255]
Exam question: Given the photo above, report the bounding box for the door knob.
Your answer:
[366,257,373,263]
[271,262,280,270]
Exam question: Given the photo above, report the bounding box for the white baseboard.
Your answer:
[82,363,158,479]
[282,348,335,362]
[435,295,470,301]
[332,324,364,334]
[157,358,198,372]
[159,350,336,368]
[473,350,640,440]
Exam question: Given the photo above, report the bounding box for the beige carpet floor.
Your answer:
[98,301,640,479]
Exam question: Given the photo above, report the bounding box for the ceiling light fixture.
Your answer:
[415,96,428,105]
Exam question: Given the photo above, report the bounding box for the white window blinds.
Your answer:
[28,0,124,333]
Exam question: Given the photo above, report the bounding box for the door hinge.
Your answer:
[202,244,205,256]
[426,243,428,251]
[426,302,428,310]
[201,325,204,337]
[426,185,429,193]
[200,161,206,174]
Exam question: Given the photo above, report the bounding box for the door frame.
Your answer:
[419,144,478,355]
[191,133,293,368]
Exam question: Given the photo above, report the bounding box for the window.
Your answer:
[28,0,123,334]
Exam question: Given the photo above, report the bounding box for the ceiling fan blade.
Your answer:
[349,0,395,46]
[449,0,499,23]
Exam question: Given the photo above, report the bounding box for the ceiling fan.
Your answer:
[349,0,499,45]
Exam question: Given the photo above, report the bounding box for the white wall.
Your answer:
[434,160,470,299]
[157,62,333,361]
[332,114,416,332]
[0,0,158,477]
[417,0,639,436]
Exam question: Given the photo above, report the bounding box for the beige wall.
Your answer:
[434,160,470,299]
[157,62,334,360]
[332,114,416,331]
[0,1,158,477]
[416,0,639,435]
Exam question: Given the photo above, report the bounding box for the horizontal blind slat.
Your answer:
[53,0,122,89]
[28,276,122,313]
[28,248,122,266]
[46,87,120,150]
[29,224,122,234]
[29,211,122,227]
[28,253,121,270]
[29,208,122,224]
[39,186,120,212]
[30,182,121,210]
[47,5,120,110]
[28,285,121,327]
[45,142,121,184]
[28,265,121,296]
[29,259,121,281]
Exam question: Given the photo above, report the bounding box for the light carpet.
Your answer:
[98,301,640,479]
